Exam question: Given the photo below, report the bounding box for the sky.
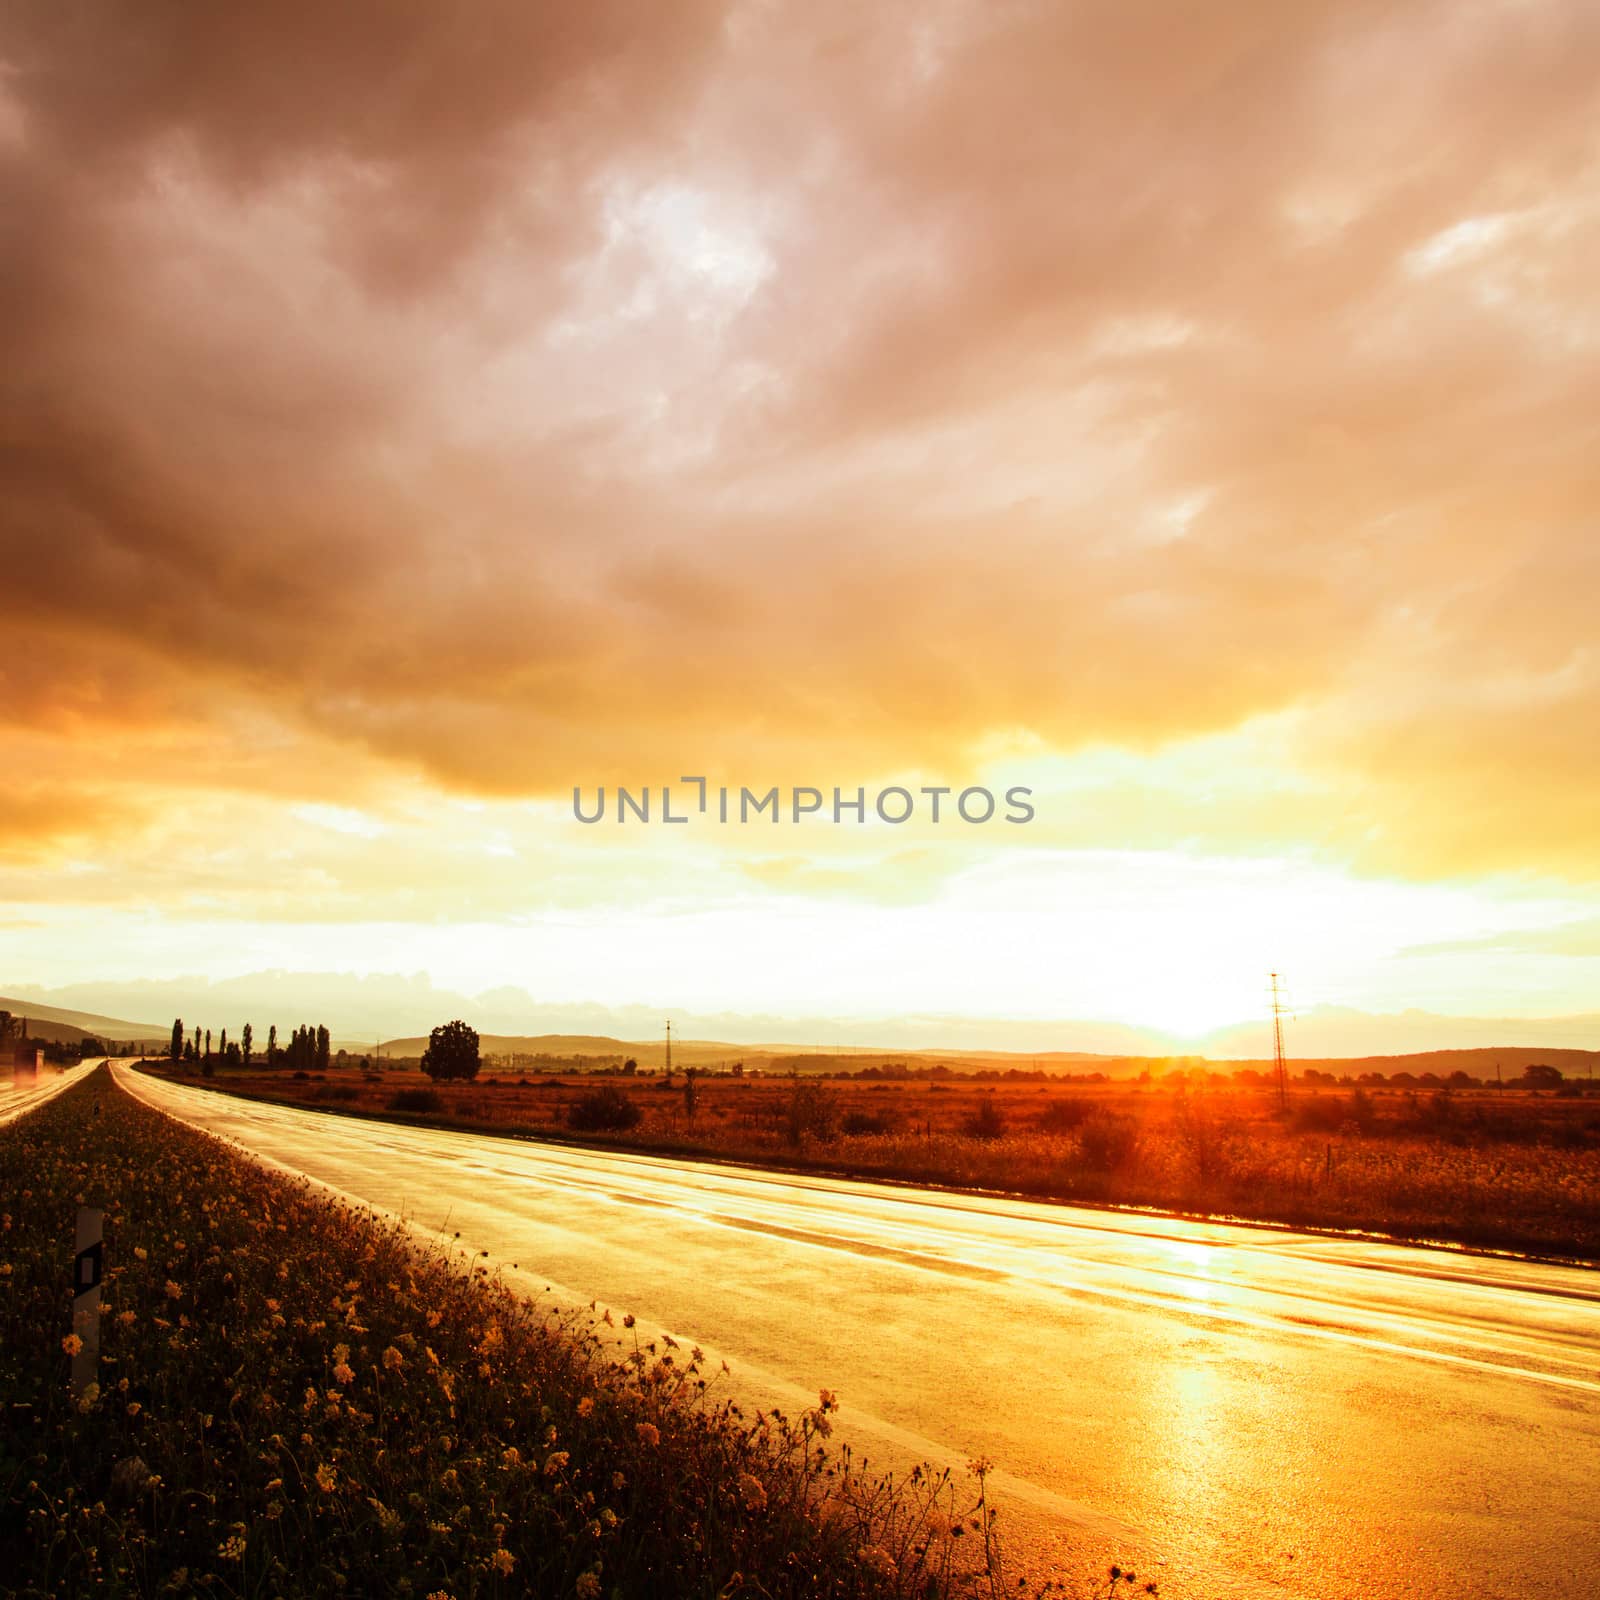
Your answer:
[2,2,1598,1047]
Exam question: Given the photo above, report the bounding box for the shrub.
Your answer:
[840,1110,896,1137]
[1037,1098,1092,1133]
[568,1083,642,1132]
[313,1084,360,1103]
[961,1095,1006,1141]
[387,1087,444,1113]
[1077,1111,1139,1173]
[785,1077,839,1146]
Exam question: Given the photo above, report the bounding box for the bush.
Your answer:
[1037,1098,1092,1133]
[568,1083,643,1132]
[388,1087,444,1113]
[313,1084,360,1103]
[785,1077,839,1146]
[1077,1111,1139,1173]
[840,1110,896,1137]
[961,1095,1006,1141]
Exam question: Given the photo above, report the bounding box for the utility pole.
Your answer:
[664,1018,672,1080]
[1270,971,1290,1110]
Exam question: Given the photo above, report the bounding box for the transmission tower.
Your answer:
[1269,971,1290,1109]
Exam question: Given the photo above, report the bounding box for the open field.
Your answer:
[140,1060,1600,1261]
[2,1066,1055,1599]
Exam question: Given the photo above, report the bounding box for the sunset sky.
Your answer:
[3,2,1598,1044]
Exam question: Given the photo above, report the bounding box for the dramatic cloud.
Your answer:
[1,0,1597,936]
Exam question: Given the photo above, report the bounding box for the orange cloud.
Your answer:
[1,1,1597,880]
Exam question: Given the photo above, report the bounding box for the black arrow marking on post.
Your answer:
[74,1241,103,1297]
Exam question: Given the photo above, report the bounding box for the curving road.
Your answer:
[1,1060,93,1124]
[116,1066,1600,1599]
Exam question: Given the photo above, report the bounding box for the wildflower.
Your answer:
[315,1463,337,1493]
[333,1361,355,1386]
[61,1334,83,1357]
[427,1309,442,1327]
[966,1455,995,1478]
[77,1382,100,1413]
[635,1422,660,1447]
[575,1572,601,1599]
[543,1451,570,1477]
[577,1396,595,1418]
[332,1342,350,1365]
[622,1313,635,1328]
[491,1549,515,1576]
[612,1471,627,1490]
[502,1447,522,1468]
[117,1310,136,1327]
[382,1345,404,1371]
[737,1472,767,1512]
[126,1402,142,1418]
[164,1280,181,1300]
[857,1545,896,1579]
[217,1534,246,1562]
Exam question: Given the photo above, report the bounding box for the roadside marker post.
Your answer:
[72,1208,104,1396]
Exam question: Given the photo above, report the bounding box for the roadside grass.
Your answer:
[151,1064,1600,1260]
[1,1067,1062,1599]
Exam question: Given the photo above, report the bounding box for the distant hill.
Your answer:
[0,994,167,1048]
[376,1033,804,1069]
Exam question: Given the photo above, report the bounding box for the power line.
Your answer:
[1269,971,1291,1110]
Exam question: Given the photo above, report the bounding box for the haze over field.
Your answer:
[3,3,1598,1042]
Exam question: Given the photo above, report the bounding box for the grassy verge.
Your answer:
[1,1067,1077,1599]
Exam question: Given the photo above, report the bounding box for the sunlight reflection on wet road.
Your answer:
[1,1062,89,1123]
[118,1067,1600,1600]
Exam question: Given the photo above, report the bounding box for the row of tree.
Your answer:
[168,1018,331,1074]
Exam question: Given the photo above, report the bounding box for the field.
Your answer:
[144,1060,1600,1261]
[2,1066,1069,1599]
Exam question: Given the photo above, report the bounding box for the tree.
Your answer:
[683,1066,699,1124]
[315,1024,331,1073]
[1522,1063,1564,1088]
[267,1024,278,1067]
[422,1019,480,1082]
[242,1022,253,1068]
[204,1028,212,1060]
[170,1018,184,1062]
